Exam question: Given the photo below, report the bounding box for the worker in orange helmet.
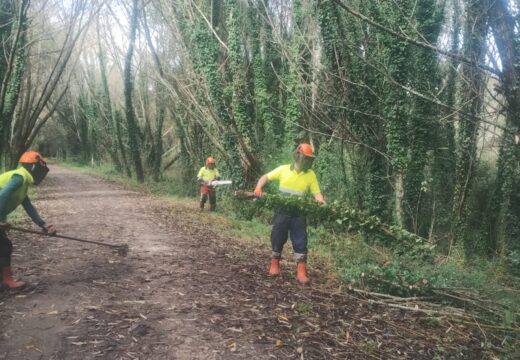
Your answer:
[254,143,325,284]
[197,156,221,211]
[0,151,56,289]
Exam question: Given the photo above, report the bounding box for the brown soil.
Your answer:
[0,165,497,359]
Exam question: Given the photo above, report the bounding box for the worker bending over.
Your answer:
[0,151,56,289]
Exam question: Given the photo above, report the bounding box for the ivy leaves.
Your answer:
[253,193,435,259]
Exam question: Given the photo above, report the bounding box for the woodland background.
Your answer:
[0,0,519,326]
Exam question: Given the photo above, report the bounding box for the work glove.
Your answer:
[0,222,11,230]
[42,224,57,235]
[254,188,263,197]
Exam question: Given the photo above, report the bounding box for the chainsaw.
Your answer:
[210,180,233,187]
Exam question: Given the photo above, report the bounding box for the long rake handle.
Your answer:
[7,225,124,250]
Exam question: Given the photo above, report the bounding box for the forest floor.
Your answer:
[0,165,508,359]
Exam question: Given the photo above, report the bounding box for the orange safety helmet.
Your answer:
[19,150,49,185]
[19,151,45,164]
[296,143,315,158]
[206,156,216,165]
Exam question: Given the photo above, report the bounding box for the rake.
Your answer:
[7,225,129,257]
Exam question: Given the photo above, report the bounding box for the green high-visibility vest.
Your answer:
[0,167,34,216]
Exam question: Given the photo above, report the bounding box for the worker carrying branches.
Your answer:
[197,156,221,211]
[254,143,325,284]
[0,151,56,290]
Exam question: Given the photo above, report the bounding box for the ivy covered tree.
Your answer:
[453,0,489,255]
[0,0,28,167]
[123,0,144,182]
[24,0,520,268]
[487,0,520,260]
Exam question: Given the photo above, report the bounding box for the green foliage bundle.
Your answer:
[251,193,435,259]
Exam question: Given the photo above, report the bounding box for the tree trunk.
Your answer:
[452,0,489,254]
[488,0,520,255]
[0,0,28,168]
[97,26,125,174]
[123,0,144,182]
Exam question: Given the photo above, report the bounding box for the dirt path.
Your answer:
[0,166,491,359]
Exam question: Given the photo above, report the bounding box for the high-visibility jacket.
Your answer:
[0,167,34,217]
[266,164,321,196]
[197,167,220,182]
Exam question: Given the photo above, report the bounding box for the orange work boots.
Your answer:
[1,266,26,289]
[296,262,309,284]
[269,259,280,276]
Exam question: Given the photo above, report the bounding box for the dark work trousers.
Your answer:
[270,211,307,261]
[200,185,216,211]
[0,229,13,267]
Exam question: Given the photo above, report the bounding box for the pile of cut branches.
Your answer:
[235,191,434,259]
[348,285,520,352]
